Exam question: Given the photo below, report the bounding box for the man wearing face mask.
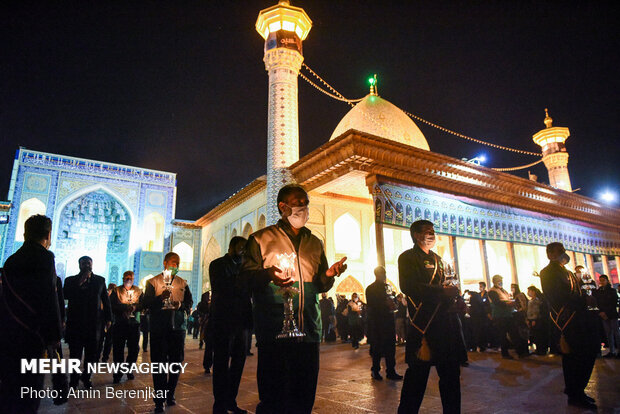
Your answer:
[398,220,465,414]
[209,236,251,414]
[109,271,143,383]
[540,242,599,409]
[64,256,112,389]
[240,184,348,414]
[0,214,62,413]
[143,252,193,413]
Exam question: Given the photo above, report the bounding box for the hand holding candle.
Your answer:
[326,256,347,277]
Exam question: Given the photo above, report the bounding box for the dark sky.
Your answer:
[2,1,619,220]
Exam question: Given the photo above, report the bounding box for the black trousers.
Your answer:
[470,316,489,350]
[494,317,512,356]
[69,336,100,384]
[562,352,596,398]
[398,361,461,414]
[101,326,113,362]
[256,341,320,414]
[0,339,45,414]
[150,330,185,403]
[113,323,140,377]
[142,329,149,351]
[212,325,249,411]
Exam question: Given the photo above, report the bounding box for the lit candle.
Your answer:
[276,252,297,280]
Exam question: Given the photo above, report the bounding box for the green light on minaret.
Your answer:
[368,77,376,86]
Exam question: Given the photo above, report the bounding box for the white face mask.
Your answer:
[286,205,309,229]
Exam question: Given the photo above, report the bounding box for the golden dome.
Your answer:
[329,94,429,150]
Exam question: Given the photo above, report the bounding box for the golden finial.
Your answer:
[369,74,378,96]
[544,108,553,128]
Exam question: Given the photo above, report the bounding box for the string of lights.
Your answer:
[300,63,544,162]
[492,159,544,172]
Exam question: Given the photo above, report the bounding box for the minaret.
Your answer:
[256,1,312,224]
[532,109,572,192]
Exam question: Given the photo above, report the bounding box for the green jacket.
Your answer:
[240,220,334,344]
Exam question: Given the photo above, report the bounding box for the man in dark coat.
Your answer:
[540,242,599,409]
[64,256,112,389]
[110,270,143,383]
[239,184,347,414]
[398,220,464,414]
[366,266,402,380]
[0,214,62,413]
[143,252,193,413]
[593,274,620,358]
[210,236,252,414]
[100,283,116,362]
[319,293,335,342]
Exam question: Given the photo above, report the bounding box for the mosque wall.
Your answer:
[1,149,202,292]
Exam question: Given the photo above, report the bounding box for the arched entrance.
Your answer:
[54,189,131,284]
[336,275,365,301]
[202,237,221,292]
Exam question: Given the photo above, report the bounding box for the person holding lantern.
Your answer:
[397,220,464,414]
[240,184,347,414]
[109,270,143,383]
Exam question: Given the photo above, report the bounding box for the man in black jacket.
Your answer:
[210,236,251,414]
[398,220,464,414]
[110,271,143,383]
[143,252,193,413]
[594,274,620,358]
[366,266,402,381]
[64,256,112,389]
[0,214,63,413]
[540,242,599,409]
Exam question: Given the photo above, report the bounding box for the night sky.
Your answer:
[2,1,619,220]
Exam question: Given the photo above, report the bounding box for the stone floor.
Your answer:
[38,337,620,413]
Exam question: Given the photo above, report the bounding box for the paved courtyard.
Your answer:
[39,336,619,413]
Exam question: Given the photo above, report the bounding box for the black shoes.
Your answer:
[166,397,176,406]
[154,402,164,413]
[82,379,93,389]
[127,373,135,380]
[371,370,383,380]
[113,376,121,384]
[568,395,597,409]
[386,372,403,380]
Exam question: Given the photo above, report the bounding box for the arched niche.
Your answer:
[257,214,266,230]
[53,188,132,283]
[242,222,253,238]
[173,241,193,271]
[202,237,221,292]
[14,197,47,242]
[336,275,364,299]
[334,213,361,260]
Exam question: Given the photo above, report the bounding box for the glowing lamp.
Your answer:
[601,191,616,203]
[276,252,297,280]
[256,1,312,41]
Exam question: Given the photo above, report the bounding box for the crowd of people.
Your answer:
[0,185,619,414]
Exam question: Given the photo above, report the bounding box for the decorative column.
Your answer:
[532,109,572,192]
[601,255,610,278]
[256,1,312,225]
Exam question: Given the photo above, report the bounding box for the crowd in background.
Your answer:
[317,274,620,360]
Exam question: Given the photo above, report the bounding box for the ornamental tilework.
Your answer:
[1,149,203,290]
[264,48,303,226]
[373,182,620,256]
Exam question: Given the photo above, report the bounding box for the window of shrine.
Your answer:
[143,212,164,252]
[15,198,46,242]
[173,241,193,271]
[334,213,361,260]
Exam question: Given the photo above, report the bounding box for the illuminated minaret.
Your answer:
[256,1,312,225]
[532,109,572,192]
